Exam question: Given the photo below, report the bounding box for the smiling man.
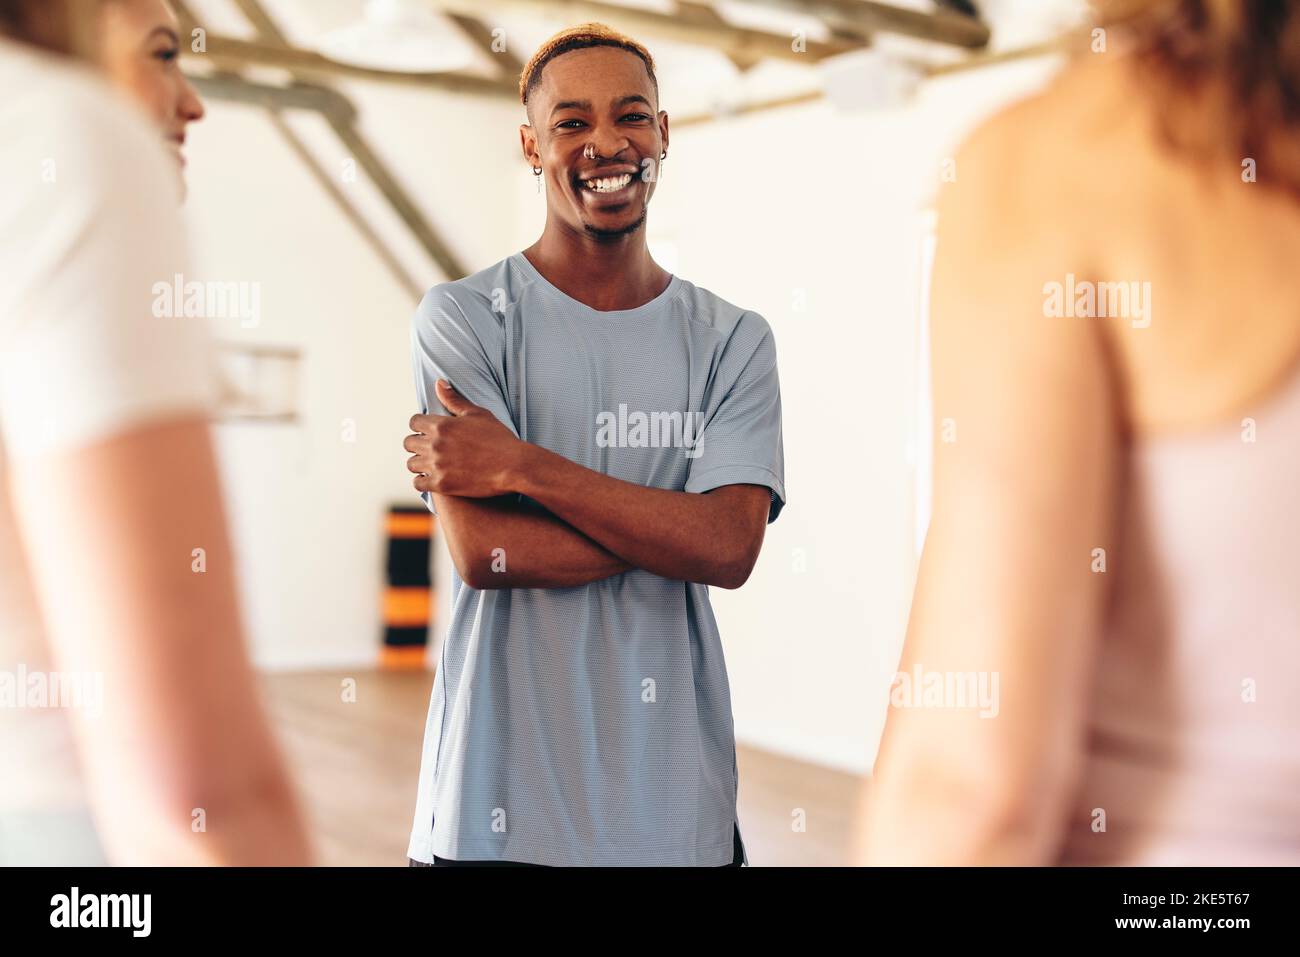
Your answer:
[402,22,786,867]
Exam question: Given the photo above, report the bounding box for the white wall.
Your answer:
[653,56,1067,773]
[184,84,531,670]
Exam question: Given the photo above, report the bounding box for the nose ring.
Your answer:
[584,143,597,160]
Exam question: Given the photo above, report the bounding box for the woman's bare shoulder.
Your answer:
[950,54,1300,434]
[949,54,1146,205]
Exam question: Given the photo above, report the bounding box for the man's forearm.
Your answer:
[434,492,632,589]
[404,387,766,588]
[508,443,763,588]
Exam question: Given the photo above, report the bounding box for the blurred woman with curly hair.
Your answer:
[856,0,1300,866]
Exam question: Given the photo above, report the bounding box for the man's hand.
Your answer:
[404,380,771,589]
[404,380,523,498]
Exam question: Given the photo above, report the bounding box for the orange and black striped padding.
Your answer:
[381,505,435,669]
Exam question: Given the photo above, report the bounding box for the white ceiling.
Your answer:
[186,0,1090,117]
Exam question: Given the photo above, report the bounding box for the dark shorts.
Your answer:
[409,823,746,867]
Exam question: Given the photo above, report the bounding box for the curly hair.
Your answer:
[1100,0,1300,192]
[519,21,658,108]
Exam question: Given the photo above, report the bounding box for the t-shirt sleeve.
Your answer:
[684,311,787,523]
[409,285,520,514]
[0,87,217,460]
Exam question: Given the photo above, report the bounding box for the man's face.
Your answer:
[522,46,668,241]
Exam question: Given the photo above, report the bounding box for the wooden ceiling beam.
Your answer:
[736,0,990,49]
[425,0,866,64]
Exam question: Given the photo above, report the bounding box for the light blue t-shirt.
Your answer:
[406,251,785,866]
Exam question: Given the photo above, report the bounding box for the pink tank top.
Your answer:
[1056,363,1300,865]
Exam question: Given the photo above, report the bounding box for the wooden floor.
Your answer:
[261,670,859,867]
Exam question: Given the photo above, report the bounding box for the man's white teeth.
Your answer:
[583,173,633,193]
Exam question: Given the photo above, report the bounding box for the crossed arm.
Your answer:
[403,379,772,590]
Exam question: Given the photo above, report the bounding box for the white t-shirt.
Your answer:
[0,35,217,850]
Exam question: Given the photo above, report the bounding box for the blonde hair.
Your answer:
[519,21,657,107]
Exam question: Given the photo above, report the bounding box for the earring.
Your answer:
[659,150,666,181]
[533,165,542,194]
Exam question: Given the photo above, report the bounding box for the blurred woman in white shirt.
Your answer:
[0,0,310,865]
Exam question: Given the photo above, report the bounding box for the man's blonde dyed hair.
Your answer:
[519,21,658,108]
